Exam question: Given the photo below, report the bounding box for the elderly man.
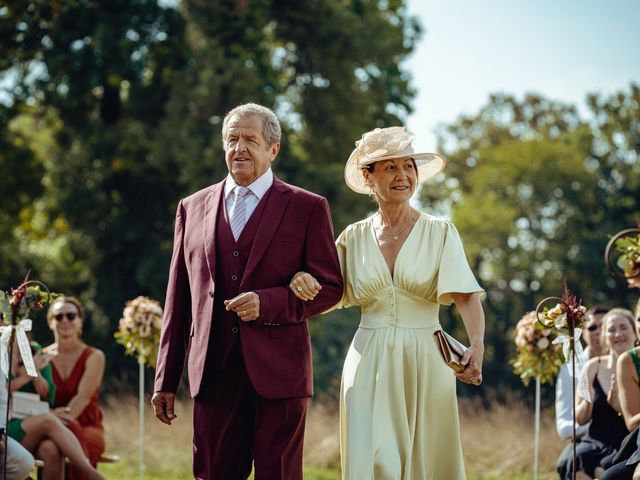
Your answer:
[556,306,608,479]
[152,103,343,479]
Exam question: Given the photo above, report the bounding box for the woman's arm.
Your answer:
[575,360,597,425]
[617,351,640,431]
[53,349,105,421]
[451,292,484,384]
[10,349,51,401]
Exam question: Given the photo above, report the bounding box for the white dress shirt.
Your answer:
[224,168,273,228]
[555,347,590,440]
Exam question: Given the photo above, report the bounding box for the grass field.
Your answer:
[97,396,563,479]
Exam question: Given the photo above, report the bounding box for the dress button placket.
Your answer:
[389,288,396,326]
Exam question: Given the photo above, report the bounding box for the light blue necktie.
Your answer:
[229,186,250,240]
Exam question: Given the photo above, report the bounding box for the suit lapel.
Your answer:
[204,182,224,281]
[241,178,290,286]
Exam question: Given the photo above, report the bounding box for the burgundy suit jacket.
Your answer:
[154,176,343,399]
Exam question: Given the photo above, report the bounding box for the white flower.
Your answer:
[554,313,568,329]
[537,337,549,350]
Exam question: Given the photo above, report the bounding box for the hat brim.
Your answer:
[344,150,447,194]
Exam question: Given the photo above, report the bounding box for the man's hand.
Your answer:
[152,391,177,425]
[224,292,260,322]
[0,431,5,455]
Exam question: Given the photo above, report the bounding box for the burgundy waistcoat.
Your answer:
[211,188,271,367]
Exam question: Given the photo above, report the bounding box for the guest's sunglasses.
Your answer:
[53,312,78,321]
[586,324,599,332]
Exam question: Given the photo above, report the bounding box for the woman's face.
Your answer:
[362,157,417,205]
[604,314,636,354]
[49,301,82,339]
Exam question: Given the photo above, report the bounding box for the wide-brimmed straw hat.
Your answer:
[344,126,446,194]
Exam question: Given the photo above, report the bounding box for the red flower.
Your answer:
[9,284,27,315]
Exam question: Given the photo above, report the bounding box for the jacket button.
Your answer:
[232,251,239,257]
[208,290,214,298]
[232,326,239,334]
[232,275,238,281]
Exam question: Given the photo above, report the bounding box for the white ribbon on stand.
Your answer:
[553,327,590,402]
[0,319,38,379]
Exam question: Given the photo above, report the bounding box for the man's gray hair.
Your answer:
[222,103,281,148]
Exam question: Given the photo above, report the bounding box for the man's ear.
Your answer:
[269,142,281,162]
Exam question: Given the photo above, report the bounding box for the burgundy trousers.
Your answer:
[193,347,308,480]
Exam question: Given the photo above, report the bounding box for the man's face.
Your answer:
[584,312,605,355]
[224,114,280,186]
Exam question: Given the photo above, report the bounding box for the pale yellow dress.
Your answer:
[336,212,483,480]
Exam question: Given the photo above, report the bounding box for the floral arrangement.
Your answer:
[115,296,163,368]
[0,275,54,325]
[615,232,640,280]
[511,311,565,386]
[536,284,587,338]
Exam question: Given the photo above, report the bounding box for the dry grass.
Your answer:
[98,395,564,479]
[459,398,563,480]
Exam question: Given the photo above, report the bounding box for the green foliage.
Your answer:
[615,233,640,274]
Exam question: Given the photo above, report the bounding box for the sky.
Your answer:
[404,0,640,152]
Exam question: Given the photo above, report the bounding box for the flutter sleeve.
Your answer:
[333,228,353,310]
[436,221,484,305]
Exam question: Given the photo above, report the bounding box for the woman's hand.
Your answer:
[289,271,322,301]
[53,406,73,423]
[33,349,51,371]
[455,343,484,385]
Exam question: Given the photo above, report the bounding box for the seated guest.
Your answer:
[7,338,105,480]
[556,306,608,479]
[44,295,106,480]
[600,300,640,480]
[0,377,34,479]
[7,342,103,480]
[569,308,638,479]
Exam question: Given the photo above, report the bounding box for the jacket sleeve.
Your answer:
[253,197,343,325]
[154,200,192,393]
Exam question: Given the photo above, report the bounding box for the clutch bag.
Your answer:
[433,329,468,373]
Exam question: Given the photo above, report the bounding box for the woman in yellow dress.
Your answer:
[290,126,485,479]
